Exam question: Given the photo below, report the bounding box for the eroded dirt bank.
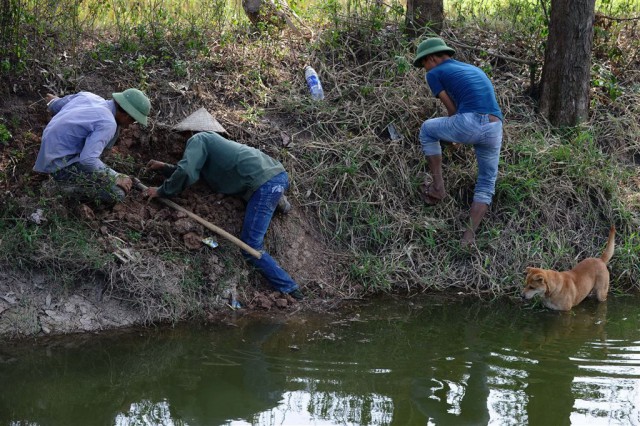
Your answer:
[0,89,350,339]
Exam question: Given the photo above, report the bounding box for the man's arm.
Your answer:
[46,93,80,115]
[155,137,208,198]
[77,119,118,173]
[436,90,457,116]
[147,159,178,178]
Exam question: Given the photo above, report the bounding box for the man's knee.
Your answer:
[419,122,443,156]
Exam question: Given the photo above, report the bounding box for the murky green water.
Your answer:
[2,293,640,425]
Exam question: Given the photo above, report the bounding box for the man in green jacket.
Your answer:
[143,110,302,300]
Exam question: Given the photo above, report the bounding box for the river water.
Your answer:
[1,293,640,425]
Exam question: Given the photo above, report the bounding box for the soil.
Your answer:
[0,88,349,339]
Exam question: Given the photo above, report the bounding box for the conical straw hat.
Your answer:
[172,107,226,134]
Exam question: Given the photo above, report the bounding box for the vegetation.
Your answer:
[0,0,639,326]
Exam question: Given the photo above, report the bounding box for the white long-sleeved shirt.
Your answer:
[33,92,119,175]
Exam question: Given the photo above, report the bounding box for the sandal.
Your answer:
[419,182,445,206]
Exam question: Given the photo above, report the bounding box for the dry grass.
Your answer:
[260,21,640,296]
[1,5,639,322]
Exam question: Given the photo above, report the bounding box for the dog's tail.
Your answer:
[600,225,616,264]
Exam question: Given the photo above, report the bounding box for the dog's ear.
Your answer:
[531,273,545,283]
[525,267,539,277]
[525,271,545,286]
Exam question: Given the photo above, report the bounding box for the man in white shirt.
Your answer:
[34,88,151,204]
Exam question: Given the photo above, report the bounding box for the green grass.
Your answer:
[0,123,11,146]
[0,200,112,284]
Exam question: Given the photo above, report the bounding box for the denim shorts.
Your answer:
[419,112,503,205]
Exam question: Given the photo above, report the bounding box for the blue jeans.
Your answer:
[419,113,503,205]
[241,171,299,294]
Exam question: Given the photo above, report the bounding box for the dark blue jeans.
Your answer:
[241,171,299,294]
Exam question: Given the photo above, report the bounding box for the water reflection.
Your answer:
[409,333,492,425]
[116,322,289,425]
[116,400,176,426]
[1,294,640,425]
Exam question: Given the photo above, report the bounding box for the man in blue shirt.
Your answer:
[413,37,503,246]
[34,88,151,204]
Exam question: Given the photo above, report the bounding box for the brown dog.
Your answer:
[522,226,615,311]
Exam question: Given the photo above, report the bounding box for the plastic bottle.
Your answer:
[304,65,325,100]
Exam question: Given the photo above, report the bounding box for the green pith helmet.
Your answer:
[112,88,151,127]
[413,37,456,68]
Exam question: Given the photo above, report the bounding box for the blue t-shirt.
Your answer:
[426,59,503,121]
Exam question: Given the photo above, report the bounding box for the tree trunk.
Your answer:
[242,0,307,36]
[242,0,270,25]
[405,0,444,38]
[0,0,19,67]
[539,0,596,126]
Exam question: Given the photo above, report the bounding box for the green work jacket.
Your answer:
[158,132,285,200]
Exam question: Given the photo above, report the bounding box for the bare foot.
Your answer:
[461,229,475,247]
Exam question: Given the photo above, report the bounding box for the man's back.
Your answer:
[427,59,502,119]
[34,92,117,173]
[159,132,284,199]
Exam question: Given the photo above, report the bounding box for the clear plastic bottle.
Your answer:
[304,65,325,101]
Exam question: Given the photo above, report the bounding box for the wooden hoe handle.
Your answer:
[134,178,262,259]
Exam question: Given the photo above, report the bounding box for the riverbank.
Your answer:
[1,3,639,339]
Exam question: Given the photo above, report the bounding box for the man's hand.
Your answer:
[45,94,58,106]
[146,160,166,171]
[116,175,133,193]
[143,187,159,199]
